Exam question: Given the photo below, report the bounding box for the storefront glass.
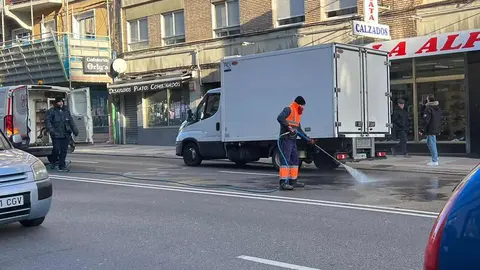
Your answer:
[390,83,414,141]
[416,53,465,78]
[145,88,190,127]
[91,90,109,134]
[391,59,413,80]
[417,80,466,142]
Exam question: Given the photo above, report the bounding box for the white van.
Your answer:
[0,85,93,157]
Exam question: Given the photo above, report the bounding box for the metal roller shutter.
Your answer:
[124,95,138,144]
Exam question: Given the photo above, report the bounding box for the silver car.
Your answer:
[0,131,52,227]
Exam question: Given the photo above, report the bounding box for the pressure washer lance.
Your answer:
[279,130,341,166]
[292,130,371,183]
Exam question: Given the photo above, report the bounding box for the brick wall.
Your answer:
[148,14,162,47]
[358,0,422,39]
[184,0,212,42]
[305,0,321,24]
[239,0,273,33]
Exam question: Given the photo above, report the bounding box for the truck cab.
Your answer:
[176,88,225,166]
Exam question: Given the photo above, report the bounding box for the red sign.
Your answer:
[366,29,480,60]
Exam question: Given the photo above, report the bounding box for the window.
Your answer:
[391,60,413,80]
[41,20,56,39]
[128,18,149,51]
[12,28,31,43]
[276,0,305,27]
[415,54,465,78]
[145,88,190,127]
[417,80,466,142]
[163,11,185,45]
[213,0,240,37]
[196,94,220,121]
[73,11,95,39]
[324,0,358,19]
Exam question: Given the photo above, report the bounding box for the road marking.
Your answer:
[219,170,277,176]
[50,175,438,218]
[238,255,320,270]
[70,160,99,164]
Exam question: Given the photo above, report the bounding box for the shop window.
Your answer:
[128,18,149,51]
[213,0,240,37]
[276,0,305,27]
[145,88,190,127]
[390,59,413,80]
[323,0,357,19]
[417,80,466,142]
[415,54,465,78]
[91,90,109,134]
[163,10,185,45]
[387,84,414,141]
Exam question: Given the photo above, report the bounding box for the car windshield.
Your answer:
[0,130,12,150]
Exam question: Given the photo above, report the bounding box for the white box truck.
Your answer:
[176,43,391,169]
[0,85,93,157]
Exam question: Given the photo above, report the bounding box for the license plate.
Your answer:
[355,153,367,160]
[0,195,24,209]
[356,138,372,148]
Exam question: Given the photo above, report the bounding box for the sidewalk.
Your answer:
[74,144,479,175]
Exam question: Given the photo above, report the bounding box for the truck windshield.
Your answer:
[0,130,12,150]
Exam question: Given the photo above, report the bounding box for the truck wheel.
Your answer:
[271,147,281,170]
[182,143,203,166]
[271,148,303,170]
[314,154,340,171]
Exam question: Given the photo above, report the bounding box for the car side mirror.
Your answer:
[187,109,193,121]
[12,134,22,144]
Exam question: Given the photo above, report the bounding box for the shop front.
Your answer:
[367,29,480,155]
[108,73,194,145]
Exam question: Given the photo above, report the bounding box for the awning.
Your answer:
[107,73,192,95]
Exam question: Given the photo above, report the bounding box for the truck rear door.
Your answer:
[68,87,93,143]
[363,49,391,134]
[334,45,364,134]
[11,86,29,144]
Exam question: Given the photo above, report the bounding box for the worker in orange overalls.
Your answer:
[276,96,314,190]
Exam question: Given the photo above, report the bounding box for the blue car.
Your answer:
[424,164,480,270]
[0,131,52,227]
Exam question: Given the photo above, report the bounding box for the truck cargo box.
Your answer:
[220,43,390,142]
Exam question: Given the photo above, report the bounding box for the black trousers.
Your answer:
[49,137,69,168]
[394,130,408,155]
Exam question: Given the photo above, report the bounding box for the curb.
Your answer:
[74,151,470,176]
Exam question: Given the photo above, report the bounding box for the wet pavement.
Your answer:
[49,153,460,212]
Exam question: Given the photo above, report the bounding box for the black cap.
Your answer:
[294,96,306,105]
[397,99,405,104]
[55,97,64,103]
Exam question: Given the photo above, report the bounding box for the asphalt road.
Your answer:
[0,154,462,270]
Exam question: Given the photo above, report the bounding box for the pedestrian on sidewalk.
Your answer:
[419,94,442,166]
[391,98,410,157]
[46,97,79,171]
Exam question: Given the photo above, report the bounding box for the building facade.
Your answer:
[0,0,113,142]
[110,0,480,152]
[367,0,480,156]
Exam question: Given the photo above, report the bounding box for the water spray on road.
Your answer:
[293,131,374,184]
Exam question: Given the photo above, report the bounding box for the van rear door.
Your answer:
[11,86,29,145]
[68,87,93,143]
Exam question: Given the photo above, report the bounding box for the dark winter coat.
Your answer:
[45,106,79,139]
[421,101,442,135]
[392,106,409,131]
